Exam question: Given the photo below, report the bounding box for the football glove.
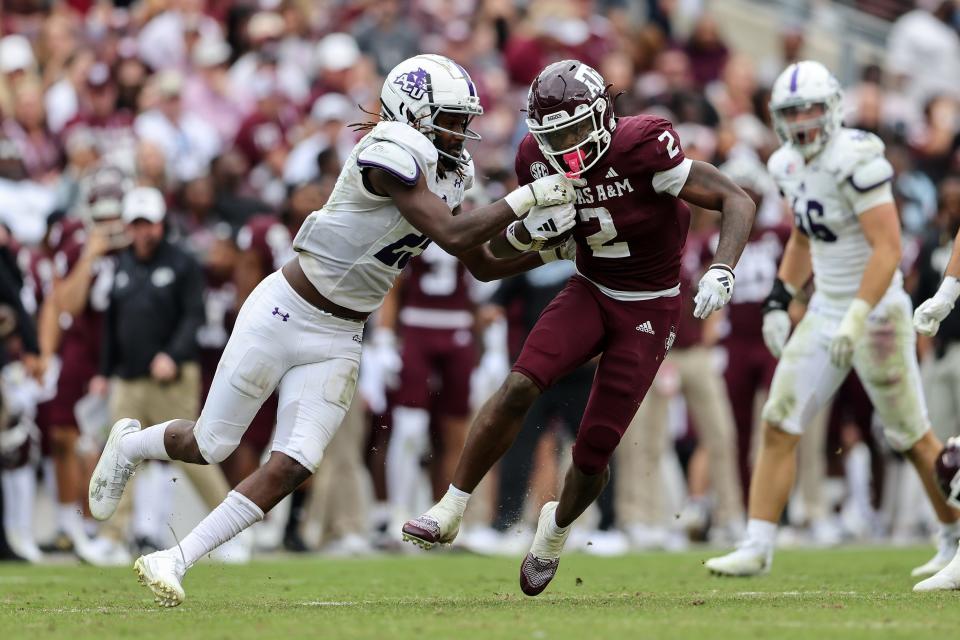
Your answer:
[693,264,735,319]
[914,276,960,337]
[829,298,871,369]
[504,174,582,215]
[761,278,795,358]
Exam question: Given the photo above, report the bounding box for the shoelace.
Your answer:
[108,465,135,499]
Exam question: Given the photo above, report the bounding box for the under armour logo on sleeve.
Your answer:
[272,307,290,322]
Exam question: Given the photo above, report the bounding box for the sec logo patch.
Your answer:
[530,162,550,179]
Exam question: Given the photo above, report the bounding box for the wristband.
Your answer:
[937,276,960,305]
[504,185,536,217]
[762,278,796,314]
[505,221,533,252]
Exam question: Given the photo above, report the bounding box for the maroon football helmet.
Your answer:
[526,59,616,177]
[936,437,960,510]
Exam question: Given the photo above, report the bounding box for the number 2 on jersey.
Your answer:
[580,207,630,258]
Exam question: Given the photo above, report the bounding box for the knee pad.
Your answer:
[573,423,622,476]
[193,419,240,464]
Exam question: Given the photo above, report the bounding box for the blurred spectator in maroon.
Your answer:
[36,11,81,90]
[353,0,422,76]
[184,38,249,145]
[134,70,220,183]
[910,95,960,185]
[233,72,299,170]
[63,63,137,174]
[209,150,269,229]
[136,0,223,71]
[113,47,148,112]
[684,15,729,88]
[3,78,62,183]
[168,173,225,264]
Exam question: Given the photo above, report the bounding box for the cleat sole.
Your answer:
[134,557,184,608]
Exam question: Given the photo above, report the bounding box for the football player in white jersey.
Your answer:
[86,54,580,607]
[705,61,960,580]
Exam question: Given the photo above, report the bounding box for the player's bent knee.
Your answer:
[572,423,623,475]
[760,420,800,450]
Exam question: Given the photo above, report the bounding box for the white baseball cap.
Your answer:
[0,35,35,74]
[316,33,360,72]
[122,187,167,223]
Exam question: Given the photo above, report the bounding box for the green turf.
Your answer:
[1,547,958,639]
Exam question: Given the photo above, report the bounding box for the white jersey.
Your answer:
[768,128,897,304]
[293,121,473,313]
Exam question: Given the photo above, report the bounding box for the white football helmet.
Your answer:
[379,54,483,167]
[769,60,843,159]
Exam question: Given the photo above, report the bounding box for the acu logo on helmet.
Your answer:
[394,68,430,101]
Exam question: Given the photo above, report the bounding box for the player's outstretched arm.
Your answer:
[677,160,756,268]
[367,168,576,256]
[678,160,756,318]
[915,227,960,337]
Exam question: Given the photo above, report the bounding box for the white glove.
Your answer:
[370,328,402,389]
[522,203,576,250]
[829,298,871,369]
[693,264,735,319]
[762,309,792,358]
[914,276,960,337]
[504,174,580,215]
[469,319,511,410]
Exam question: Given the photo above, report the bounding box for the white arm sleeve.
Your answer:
[652,158,693,196]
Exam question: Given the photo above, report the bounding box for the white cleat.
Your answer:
[704,541,773,577]
[88,419,141,521]
[134,549,186,608]
[914,544,960,592]
[911,530,960,577]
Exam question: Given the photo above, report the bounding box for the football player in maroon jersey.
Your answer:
[403,59,755,595]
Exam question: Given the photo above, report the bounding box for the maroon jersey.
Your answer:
[53,235,115,368]
[236,214,296,274]
[63,112,137,165]
[19,217,86,312]
[515,115,691,294]
[398,243,474,330]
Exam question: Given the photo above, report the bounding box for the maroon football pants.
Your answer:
[513,276,680,474]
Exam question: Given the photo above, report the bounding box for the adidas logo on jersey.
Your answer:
[605,167,619,179]
[636,321,655,335]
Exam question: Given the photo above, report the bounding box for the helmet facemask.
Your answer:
[770,92,842,159]
[527,96,612,177]
[421,104,482,171]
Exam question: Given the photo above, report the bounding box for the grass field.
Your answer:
[2,547,959,639]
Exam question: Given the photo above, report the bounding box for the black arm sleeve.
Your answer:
[164,256,205,363]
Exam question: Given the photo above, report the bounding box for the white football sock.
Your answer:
[746,518,777,547]
[57,502,86,541]
[387,407,430,513]
[120,421,173,464]
[435,484,471,518]
[174,491,264,568]
[2,467,36,538]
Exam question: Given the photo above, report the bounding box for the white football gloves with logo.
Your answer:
[914,276,960,337]
[693,264,735,319]
[504,174,582,216]
[506,202,577,252]
[760,278,795,358]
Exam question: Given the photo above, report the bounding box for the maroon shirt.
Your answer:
[515,115,691,294]
[399,244,473,313]
[236,214,295,274]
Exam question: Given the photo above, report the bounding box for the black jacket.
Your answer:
[101,240,204,379]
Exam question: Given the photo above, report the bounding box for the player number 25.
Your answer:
[658,130,680,159]
[580,207,630,258]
